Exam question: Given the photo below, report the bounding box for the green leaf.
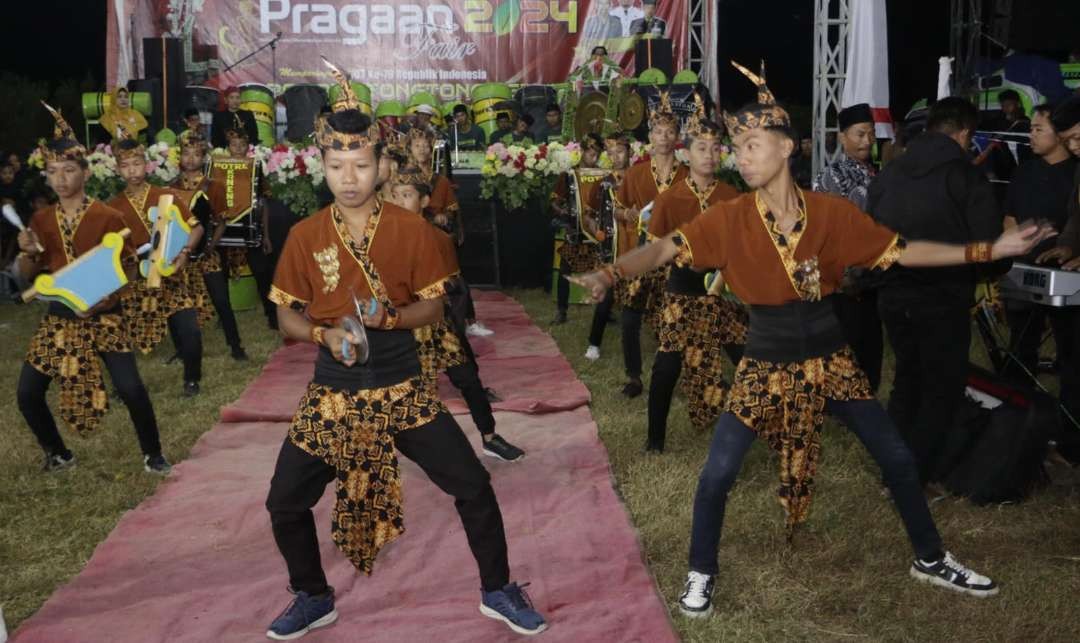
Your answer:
[492,0,521,37]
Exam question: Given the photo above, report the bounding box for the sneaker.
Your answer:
[910,552,999,598]
[645,442,664,455]
[231,346,250,361]
[479,582,547,635]
[266,588,338,640]
[584,345,600,361]
[550,310,568,325]
[485,387,503,403]
[183,381,200,397]
[678,571,715,618]
[143,454,173,475]
[483,434,526,462]
[467,321,495,337]
[43,450,76,472]
[621,378,643,398]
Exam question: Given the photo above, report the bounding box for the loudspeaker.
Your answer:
[453,171,500,287]
[635,38,673,78]
[143,37,186,131]
[283,85,327,142]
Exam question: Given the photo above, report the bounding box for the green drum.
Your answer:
[229,270,258,311]
[327,81,373,115]
[238,83,275,146]
[81,91,152,119]
[375,100,405,118]
[471,83,512,137]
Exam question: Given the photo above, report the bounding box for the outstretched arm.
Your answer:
[569,234,680,302]
[898,221,1056,268]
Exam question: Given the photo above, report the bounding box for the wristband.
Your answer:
[964,241,993,264]
[382,306,400,330]
[598,264,618,287]
[310,325,326,347]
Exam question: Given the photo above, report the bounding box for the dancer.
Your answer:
[263,61,545,640]
[611,92,687,397]
[172,130,249,361]
[572,62,1053,617]
[15,102,170,474]
[581,130,632,361]
[552,133,605,325]
[388,167,526,462]
[644,99,746,453]
[109,131,207,397]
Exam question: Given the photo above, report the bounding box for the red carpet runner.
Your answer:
[13,291,677,643]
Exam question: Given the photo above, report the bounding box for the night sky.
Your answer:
[0,0,961,127]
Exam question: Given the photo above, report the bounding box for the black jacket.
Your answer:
[867,131,1004,307]
[211,109,260,149]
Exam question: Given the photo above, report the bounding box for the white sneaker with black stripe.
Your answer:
[910,552,999,597]
[677,571,715,618]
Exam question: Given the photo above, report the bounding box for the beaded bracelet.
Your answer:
[382,306,400,330]
[964,241,993,264]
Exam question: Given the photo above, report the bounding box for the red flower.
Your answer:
[273,144,289,153]
[295,155,307,176]
[537,145,548,159]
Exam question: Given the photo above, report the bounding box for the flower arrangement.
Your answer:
[145,142,181,186]
[262,144,325,217]
[479,141,582,211]
[85,144,125,200]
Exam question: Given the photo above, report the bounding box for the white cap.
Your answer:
[415,104,437,116]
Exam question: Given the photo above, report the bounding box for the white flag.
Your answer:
[842,0,894,139]
[938,57,954,99]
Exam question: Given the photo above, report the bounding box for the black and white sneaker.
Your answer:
[910,552,999,597]
[677,571,715,618]
[144,454,173,475]
[43,451,76,472]
[482,434,526,462]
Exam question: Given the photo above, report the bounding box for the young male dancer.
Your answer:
[262,61,545,639]
[643,100,746,452]
[572,62,1053,617]
[109,133,207,396]
[387,167,526,462]
[15,103,170,473]
[611,93,687,397]
[172,129,248,360]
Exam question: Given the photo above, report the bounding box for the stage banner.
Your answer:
[107,0,687,102]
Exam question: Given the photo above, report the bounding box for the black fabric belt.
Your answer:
[744,297,846,363]
[665,265,707,296]
[46,300,121,319]
[312,328,420,391]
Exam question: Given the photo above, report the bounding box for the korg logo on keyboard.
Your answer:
[1022,271,1047,289]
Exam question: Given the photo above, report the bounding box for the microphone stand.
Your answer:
[224,32,283,87]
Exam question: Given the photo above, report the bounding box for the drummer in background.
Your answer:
[513,114,536,145]
[487,111,516,146]
[179,108,205,141]
[449,104,487,150]
[403,103,440,137]
[535,104,565,144]
[211,86,259,150]
[99,86,148,142]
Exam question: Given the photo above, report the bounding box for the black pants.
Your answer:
[166,308,203,383]
[647,342,744,449]
[832,291,883,393]
[202,269,243,349]
[621,308,643,379]
[446,330,496,436]
[587,289,615,348]
[688,401,944,575]
[246,246,277,327]
[266,413,510,594]
[880,297,970,484]
[1006,303,1080,430]
[556,261,571,313]
[17,356,162,457]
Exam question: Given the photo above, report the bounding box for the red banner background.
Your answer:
[107,0,687,102]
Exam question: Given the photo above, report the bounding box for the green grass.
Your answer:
[0,301,280,629]
[511,289,1080,642]
[2,289,1079,640]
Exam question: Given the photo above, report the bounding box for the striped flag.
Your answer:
[841,0,894,139]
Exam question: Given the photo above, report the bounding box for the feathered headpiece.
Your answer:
[682,93,722,141]
[315,56,377,151]
[112,124,146,162]
[39,101,87,164]
[722,60,790,137]
[648,91,679,130]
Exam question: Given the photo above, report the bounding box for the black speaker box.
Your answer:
[143,37,186,131]
[283,85,328,142]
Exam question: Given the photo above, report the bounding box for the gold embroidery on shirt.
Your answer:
[313,245,341,294]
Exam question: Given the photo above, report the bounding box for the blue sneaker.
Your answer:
[266,587,338,640]
[479,582,547,635]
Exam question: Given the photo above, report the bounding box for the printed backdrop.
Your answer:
[107,0,688,102]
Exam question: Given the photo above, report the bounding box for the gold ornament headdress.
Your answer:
[39,101,87,164]
[722,60,791,137]
[315,56,377,151]
[682,93,722,141]
[603,125,630,153]
[112,124,146,162]
[224,112,249,142]
[648,91,679,130]
[178,128,208,153]
[391,166,432,192]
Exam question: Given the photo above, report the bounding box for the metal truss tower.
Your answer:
[811,0,850,178]
[687,0,706,74]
